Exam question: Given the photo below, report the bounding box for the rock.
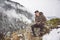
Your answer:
[0,0,33,34]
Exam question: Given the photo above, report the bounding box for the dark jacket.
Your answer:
[35,12,46,25]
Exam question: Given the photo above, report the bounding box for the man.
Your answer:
[31,10,46,37]
[0,32,5,40]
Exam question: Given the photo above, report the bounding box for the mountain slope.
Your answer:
[0,0,33,34]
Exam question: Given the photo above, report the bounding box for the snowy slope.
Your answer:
[42,28,60,40]
[0,0,33,33]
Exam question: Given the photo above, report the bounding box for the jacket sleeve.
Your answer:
[42,15,47,23]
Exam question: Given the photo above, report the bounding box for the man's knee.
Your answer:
[31,24,36,27]
[31,25,34,28]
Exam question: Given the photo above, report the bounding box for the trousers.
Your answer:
[31,24,44,36]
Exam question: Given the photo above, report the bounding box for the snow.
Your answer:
[4,9,32,24]
[42,28,60,40]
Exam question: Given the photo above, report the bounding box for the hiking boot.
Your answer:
[32,34,37,37]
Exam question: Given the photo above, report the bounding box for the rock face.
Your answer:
[0,0,33,34]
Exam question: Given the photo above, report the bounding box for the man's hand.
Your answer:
[36,22,41,25]
[36,21,45,25]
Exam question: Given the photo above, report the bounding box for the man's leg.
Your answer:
[39,25,44,36]
[31,24,37,36]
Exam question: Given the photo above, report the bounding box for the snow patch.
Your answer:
[42,28,60,40]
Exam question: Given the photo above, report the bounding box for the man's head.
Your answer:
[34,10,40,16]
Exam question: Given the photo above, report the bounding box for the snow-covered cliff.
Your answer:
[0,0,33,33]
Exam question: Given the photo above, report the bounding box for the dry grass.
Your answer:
[4,26,49,40]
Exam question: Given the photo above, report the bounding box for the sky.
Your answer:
[11,0,60,17]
